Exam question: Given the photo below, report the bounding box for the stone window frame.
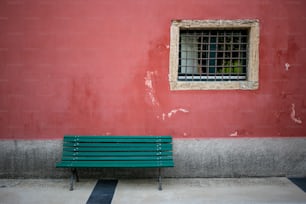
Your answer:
[169,19,260,90]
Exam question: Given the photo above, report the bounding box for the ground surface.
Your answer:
[0,178,306,204]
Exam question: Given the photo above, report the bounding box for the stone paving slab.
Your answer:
[0,178,306,204]
[0,179,96,204]
[112,178,306,204]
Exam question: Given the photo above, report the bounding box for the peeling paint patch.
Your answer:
[144,71,159,106]
[167,108,189,118]
[290,104,302,124]
[229,131,238,137]
[162,113,166,121]
[158,108,189,121]
[285,63,290,71]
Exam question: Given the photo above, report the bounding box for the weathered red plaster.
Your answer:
[0,0,306,139]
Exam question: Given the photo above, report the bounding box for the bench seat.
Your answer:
[56,135,174,190]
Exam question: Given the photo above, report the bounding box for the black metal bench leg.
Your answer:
[70,168,77,191]
[75,169,79,182]
[158,168,162,191]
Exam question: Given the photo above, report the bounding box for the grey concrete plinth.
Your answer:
[172,138,306,178]
[0,138,305,178]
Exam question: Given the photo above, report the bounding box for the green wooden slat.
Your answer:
[63,136,172,143]
[63,143,172,148]
[63,147,171,152]
[64,135,172,139]
[61,156,173,161]
[63,147,172,152]
[56,160,174,168]
[63,138,172,143]
[63,151,173,157]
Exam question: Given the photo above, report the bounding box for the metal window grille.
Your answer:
[178,29,249,81]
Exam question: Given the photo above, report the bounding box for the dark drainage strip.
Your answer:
[288,178,306,193]
[87,180,118,204]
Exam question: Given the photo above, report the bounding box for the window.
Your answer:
[169,20,259,90]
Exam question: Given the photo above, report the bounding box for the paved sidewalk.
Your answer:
[1,178,306,204]
[0,179,95,204]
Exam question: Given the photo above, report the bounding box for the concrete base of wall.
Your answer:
[0,138,305,178]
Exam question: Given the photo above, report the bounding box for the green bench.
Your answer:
[56,135,174,190]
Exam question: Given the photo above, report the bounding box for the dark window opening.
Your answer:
[178,29,249,81]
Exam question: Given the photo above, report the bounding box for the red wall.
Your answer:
[0,0,306,139]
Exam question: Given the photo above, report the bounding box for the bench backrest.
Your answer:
[58,135,174,168]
